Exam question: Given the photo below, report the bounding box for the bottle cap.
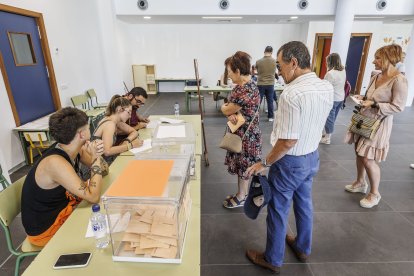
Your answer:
[92,204,100,212]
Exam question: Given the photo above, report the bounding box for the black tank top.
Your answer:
[21,144,80,236]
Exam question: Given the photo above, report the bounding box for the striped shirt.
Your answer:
[271,72,333,156]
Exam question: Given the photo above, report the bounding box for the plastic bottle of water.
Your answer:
[174,102,180,118]
[90,204,109,248]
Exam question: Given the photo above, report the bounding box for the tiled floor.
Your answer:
[1,92,414,275]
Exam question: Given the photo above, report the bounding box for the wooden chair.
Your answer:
[70,94,90,110]
[0,164,10,190]
[23,132,53,165]
[86,89,108,109]
[0,176,42,276]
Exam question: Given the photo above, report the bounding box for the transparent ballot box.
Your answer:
[151,123,196,177]
[101,156,192,263]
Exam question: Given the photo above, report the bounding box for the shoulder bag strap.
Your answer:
[241,99,262,140]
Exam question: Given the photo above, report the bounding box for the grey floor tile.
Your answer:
[202,263,313,276]
[399,212,414,226]
[0,216,27,265]
[315,160,354,181]
[201,214,299,265]
[310,262,414,276]
[312,181,393,212]
[318,145,357,161]
[0,254,36,273]
[310,212,414,263]
[201,162,238,184]
[379,181,414,211]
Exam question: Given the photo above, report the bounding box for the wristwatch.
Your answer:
[371,101,378,108]
[261,158,271,167]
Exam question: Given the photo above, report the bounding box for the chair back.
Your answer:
[86,88,97,99]
[23,132,47,143]
[0,164,10,190]
[0,176,25,227]
[71,94,89,109]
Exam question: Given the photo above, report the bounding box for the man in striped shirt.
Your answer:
[246,41,333,273]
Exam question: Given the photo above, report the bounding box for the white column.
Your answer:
[404,24,414,106]
[330,0,355,63]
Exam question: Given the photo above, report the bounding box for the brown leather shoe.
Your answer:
[246,249,280,274]
[285,235,308,262]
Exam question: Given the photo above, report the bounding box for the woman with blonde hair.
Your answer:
[92,95,142,164]
[320,53,347,144]
[344,44,408,208]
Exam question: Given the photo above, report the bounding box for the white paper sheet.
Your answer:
[130,139,152,154]
[146,120,159,129]
[350,95,362,105]
[159,117,184,124]
[156,125,186,138]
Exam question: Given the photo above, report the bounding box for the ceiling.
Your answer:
[117,14,414,24]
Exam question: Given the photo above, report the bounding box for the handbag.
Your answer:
[349,113,384,139]
[219,104,260,153]
[348,74,385,139]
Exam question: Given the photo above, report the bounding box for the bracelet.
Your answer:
[261,158,272,167]
[125,138,131,143]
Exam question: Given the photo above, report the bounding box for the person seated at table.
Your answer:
[123,87,149,130]
[93,95,143,165]
[21,107,107,246]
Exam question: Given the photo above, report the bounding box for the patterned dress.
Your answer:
[224,80,262,180]
[345,73,407,162]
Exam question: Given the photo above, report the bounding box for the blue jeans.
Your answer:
[324,101,343,134]
[265,150,320,267]
[258,85,275,119]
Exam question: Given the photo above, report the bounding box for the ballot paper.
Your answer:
[130,139,152,154]
[156,125,186,138]
[159,117,184,124]
[350,95,363,105]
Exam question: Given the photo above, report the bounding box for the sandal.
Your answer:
[223,195,247,209]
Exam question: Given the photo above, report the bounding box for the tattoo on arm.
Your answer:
[78,180,97,194]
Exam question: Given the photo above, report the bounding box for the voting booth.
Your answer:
[101,155,192,263]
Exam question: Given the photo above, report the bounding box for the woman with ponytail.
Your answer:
[92,95,142,164]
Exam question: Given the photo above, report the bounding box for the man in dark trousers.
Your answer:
[256,46,277,121]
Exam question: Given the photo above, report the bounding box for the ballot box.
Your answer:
[101,155,192,263]
[151,123,196,177]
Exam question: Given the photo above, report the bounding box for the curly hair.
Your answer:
[49,107,89,144]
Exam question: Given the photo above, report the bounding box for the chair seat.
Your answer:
[31,140,54,147]
[85,109,105,117]
[21,237,43,253]
[94,103,108,109]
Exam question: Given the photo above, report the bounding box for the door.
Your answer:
[0,10,56,125]
[345,36,366,93]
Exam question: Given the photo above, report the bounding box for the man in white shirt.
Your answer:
[246,41,333,273]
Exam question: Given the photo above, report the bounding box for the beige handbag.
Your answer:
[219,106,259,153]
[349,113,384,139]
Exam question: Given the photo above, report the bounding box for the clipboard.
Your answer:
[227,112,245,133]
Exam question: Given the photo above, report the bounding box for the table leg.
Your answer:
[18,132,30,165]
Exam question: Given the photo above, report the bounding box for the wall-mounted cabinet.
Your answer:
[132,64,157,94]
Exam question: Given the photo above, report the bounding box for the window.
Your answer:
[8,32,36,66]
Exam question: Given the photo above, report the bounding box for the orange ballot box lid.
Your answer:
[104,160,174,198]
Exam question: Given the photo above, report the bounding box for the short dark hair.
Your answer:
[277,41,311,69]
[264,46,273,53]
[106,95,131,116]
[49,107,89,144]
[226,51,251,76]
[128,87,148,99]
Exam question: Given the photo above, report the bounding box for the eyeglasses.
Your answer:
[276,63,281,72]
[122,108,132,115]
[134,97,145,106]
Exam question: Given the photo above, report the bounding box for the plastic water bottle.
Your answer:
[90,204,109,248]
[174,102,180,118]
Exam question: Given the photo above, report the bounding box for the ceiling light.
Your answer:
[202,16,243,19]
[354,16,385,19]
[290,16,298,19]
[143,16,151,19]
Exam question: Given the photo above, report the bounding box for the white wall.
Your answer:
[0,0,111,177]
[117,23,307,86]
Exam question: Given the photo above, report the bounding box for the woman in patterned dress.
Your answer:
[221,51,262,208]
[344,44,408,208]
